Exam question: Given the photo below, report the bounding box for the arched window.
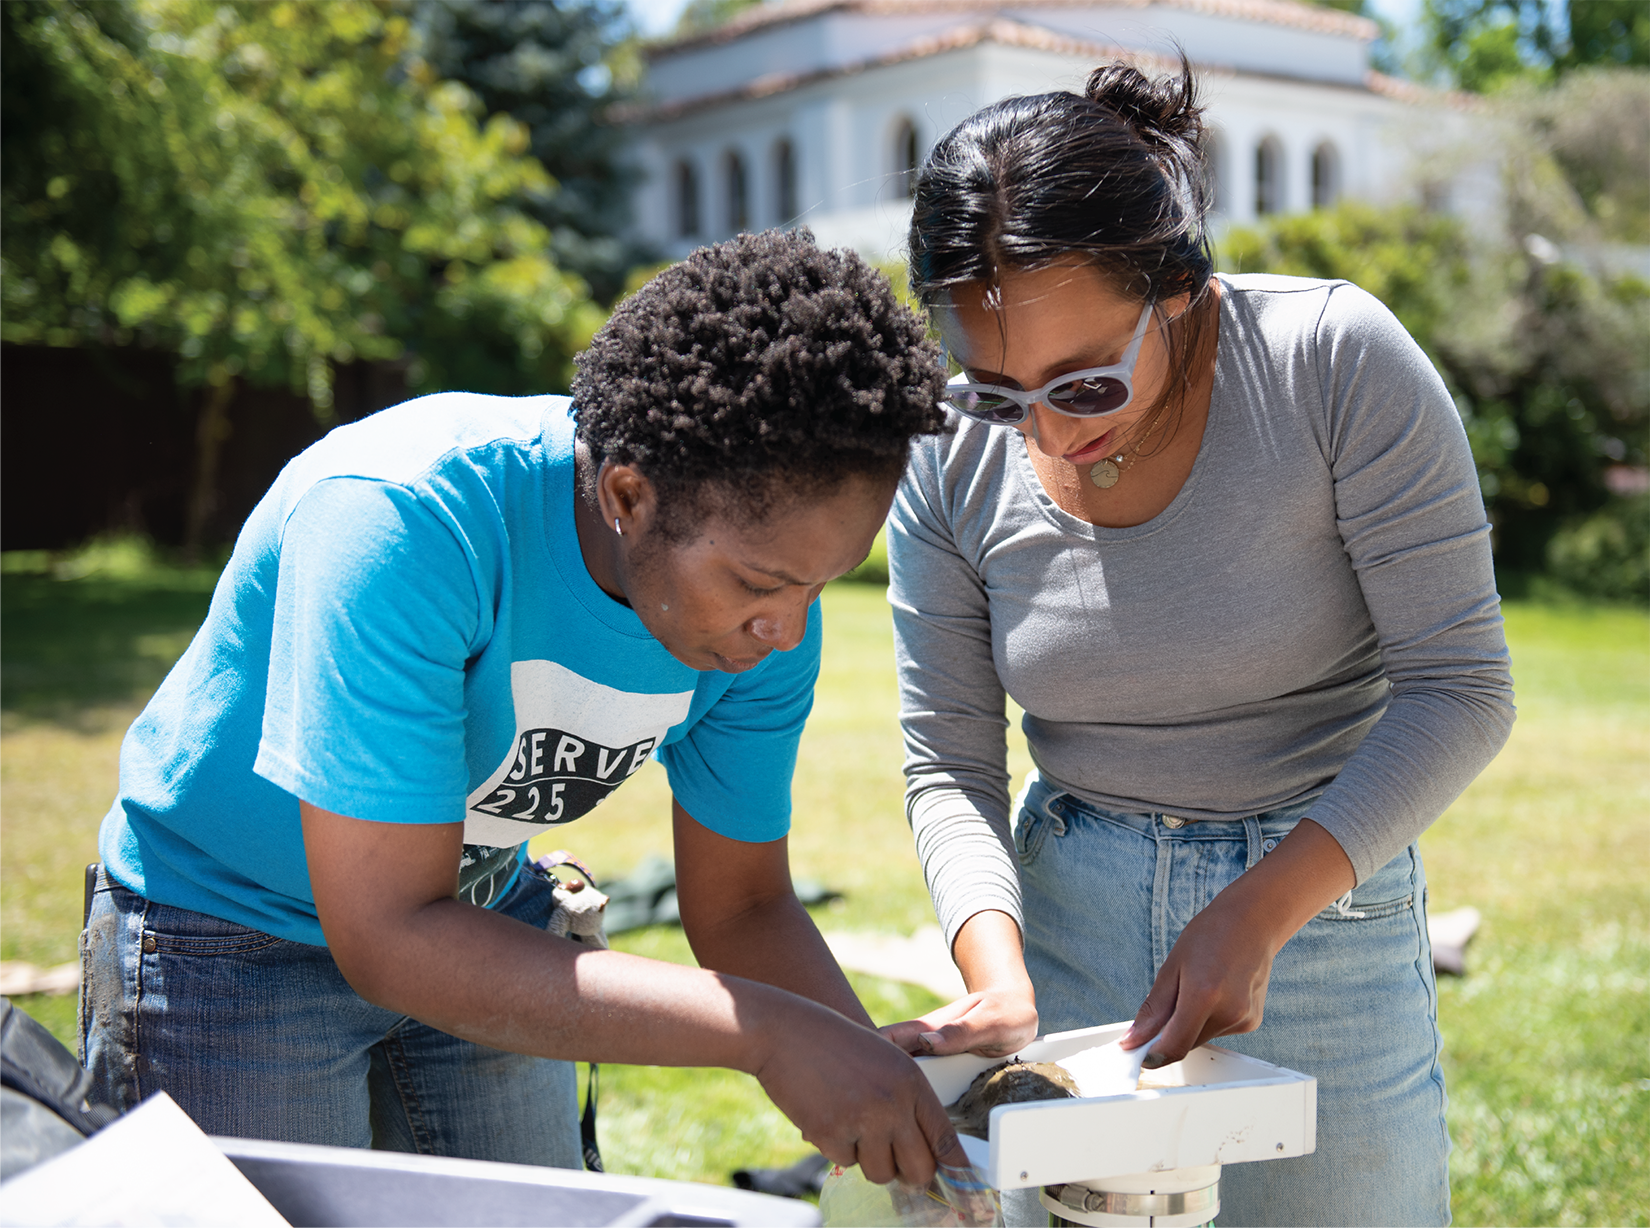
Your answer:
[675,159,700,239]
[1254,137,1283,216]
[1311,141,1340,209]
[773,138,797,224]
[724,149,749,234]
[892,117,920,197]
[1202,130,1225,214]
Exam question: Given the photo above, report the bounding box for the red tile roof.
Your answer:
[621,19,1141,122]
[1365,69,1479,110]
[652,0,1380,57]
[620,16,1410,124]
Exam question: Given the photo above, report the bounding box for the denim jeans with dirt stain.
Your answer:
[80,863,580,1167]
[1007,773,1451,1228]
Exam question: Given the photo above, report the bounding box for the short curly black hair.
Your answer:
[572,229,946,534]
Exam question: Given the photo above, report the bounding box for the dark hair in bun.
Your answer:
[909,58,1211,306]
[907,57,1215,416]
[1083,62,1207,163]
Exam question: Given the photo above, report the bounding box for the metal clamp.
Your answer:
[1051,1180,1220,1218]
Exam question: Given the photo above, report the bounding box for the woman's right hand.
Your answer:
[751,1003,967,1187]
[881,986,1039,1057]
[881,910,1039,1058]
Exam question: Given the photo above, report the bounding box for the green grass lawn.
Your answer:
[2,541,1645,1224]
[1420,603,1650,1227]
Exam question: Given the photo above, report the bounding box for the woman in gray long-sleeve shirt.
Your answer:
[880,63,1513,1226]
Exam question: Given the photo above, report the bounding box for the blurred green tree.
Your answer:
[672,0,760,37]
[1545,491,1649,600]
[416,0,649,303]
[1221,202,1474,349]
[1420,0,1550,91]
[1,0,602,549]
[1221,201,1648,598]
[1493,68,1650,245]
[1559,0,1650,70]
[1419,0,1648,92]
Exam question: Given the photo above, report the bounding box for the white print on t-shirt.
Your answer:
[463,660,694,848]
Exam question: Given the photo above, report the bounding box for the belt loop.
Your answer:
[1243,817,1264,871]
[84,863,101,928]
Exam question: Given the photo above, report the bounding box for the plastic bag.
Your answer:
[818,1160,1002,1227]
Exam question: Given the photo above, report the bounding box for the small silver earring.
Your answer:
[614,517,623,536]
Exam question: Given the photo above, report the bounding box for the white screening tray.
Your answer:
[916,1022,1317,1191]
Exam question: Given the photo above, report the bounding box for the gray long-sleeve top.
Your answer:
[889,275,1516,946]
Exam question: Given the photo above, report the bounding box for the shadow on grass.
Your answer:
[1,541,221,730]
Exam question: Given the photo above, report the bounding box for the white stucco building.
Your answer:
[622,0,1465,262]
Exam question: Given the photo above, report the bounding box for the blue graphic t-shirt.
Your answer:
[99,394,822,946]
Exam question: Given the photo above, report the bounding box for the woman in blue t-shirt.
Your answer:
[84,230,965,1186]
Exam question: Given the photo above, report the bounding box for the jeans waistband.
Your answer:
[1025,772,1320,839]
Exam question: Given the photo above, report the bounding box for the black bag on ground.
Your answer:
[732,1150,831,1198]
[0,997,119,1181]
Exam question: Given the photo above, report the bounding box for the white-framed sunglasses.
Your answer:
[942,301,1155,426]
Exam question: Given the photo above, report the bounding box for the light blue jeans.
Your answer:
[81,864,580,1167]
[1012,775,1450,1227]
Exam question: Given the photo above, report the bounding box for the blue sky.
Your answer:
[626,0,689,37]
[624,0,1425,41]
[1374,0,1425,30]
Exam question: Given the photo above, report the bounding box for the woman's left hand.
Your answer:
[1122,818,1355,1064]
[1119,893,1280,1065]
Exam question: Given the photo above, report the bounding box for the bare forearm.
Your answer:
[683,892,874,1028]
[1216,817,1355,953]
[952,908,1033,996]
[882,909,1038,1058]
[669,798,873,1027]
[336,895,805,1073]
[300,802,966,1187]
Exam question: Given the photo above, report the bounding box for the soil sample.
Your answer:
[946,1059,1080,1140]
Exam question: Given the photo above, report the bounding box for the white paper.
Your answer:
[1054,1036,1156,1099]
[0,1092,289,1227]
[957,1132,992,1172]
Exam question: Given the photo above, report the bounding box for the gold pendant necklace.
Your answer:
[1089,457,1124,488]
[1088,401,1169,489]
